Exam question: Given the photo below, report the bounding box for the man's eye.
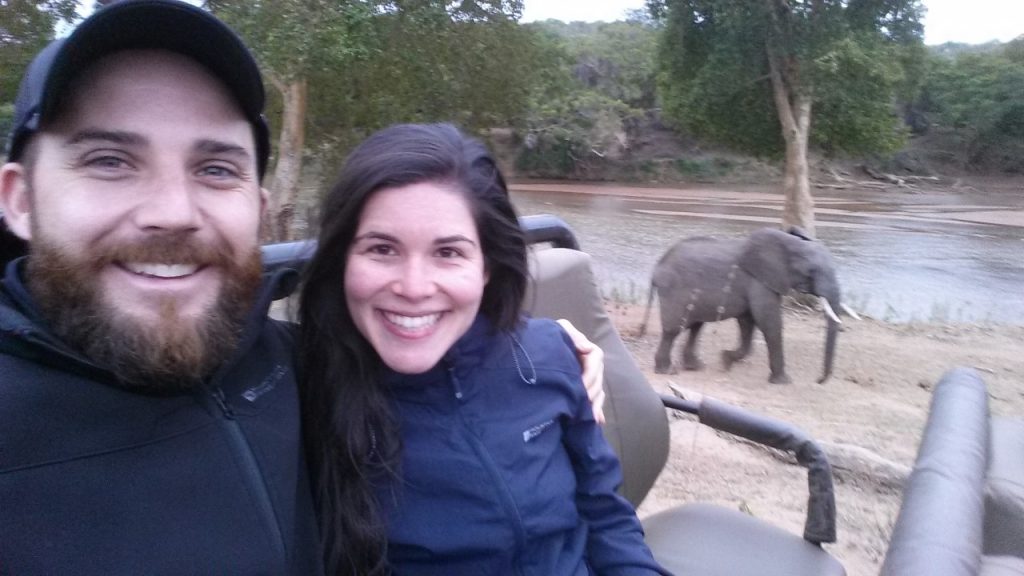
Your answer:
[198,164,239,178]
[85,155,129,170]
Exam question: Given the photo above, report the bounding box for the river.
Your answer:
[509,180,1024,325]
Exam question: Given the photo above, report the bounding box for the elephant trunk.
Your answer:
[818,294,841,384]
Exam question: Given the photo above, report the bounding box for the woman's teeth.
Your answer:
[384,312,441,329]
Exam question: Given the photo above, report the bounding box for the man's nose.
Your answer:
[132,173,201,231]
[392,257,437,300]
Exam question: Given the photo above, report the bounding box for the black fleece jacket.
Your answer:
[0,259,322,576]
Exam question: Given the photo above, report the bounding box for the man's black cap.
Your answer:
[4,0,270,179]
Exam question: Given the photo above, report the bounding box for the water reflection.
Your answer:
[510,182,1024,325]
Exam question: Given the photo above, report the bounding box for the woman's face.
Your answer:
[345,181,488,374]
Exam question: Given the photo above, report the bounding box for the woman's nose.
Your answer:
[391,257,437,300]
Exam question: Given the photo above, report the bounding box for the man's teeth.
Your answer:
[384,312,440,330]
[126,263,199,278]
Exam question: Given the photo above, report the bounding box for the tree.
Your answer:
[516,20,659,178]
[207,0,533,240]
[205,0,379,241]
[1,0,77,141]
[649,0,923,236]
[922,41,1024,172]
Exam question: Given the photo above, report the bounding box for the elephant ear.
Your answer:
[737,228,792,295]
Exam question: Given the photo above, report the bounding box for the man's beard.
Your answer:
[26,232,263,392]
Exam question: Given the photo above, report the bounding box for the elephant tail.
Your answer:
[639,281,657,336]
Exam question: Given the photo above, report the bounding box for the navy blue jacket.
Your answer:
[380,316,669,576]
[0,259,322,575]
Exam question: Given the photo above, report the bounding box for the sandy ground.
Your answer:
[609,301,1024,576]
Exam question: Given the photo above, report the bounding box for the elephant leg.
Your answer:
[722,313,755,370]
[654,327,680,374]
[681,322,705,371]
[749,289,791,384]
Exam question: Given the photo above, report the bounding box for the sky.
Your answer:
[520,0,1024,45]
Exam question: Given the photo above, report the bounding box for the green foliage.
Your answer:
[811,35,907,155]
[0,103,14,146]
[204,0,549,182]
[295,1,553,173]
[922,45,1024,169]
[674,156,732,178]
[650,0,920,158]
[518,89,642,177]
[0,0,78,104]
[515,20,658,177]
[206,0,378,82]
[536,19,659,109]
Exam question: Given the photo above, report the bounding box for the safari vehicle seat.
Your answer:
[523,237,845,576]
[880,368,1024,576]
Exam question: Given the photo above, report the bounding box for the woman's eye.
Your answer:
[368,244,396,256]
[437,246,463,259]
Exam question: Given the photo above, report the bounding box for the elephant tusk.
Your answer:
[821,297,842,324]
[841,303,862,321]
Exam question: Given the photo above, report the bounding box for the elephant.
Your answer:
[639,227,858,384]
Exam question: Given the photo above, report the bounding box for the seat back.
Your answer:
[985,417,1024,559]
[523,247,669,506]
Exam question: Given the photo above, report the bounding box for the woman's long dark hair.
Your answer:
[297,123,528,575]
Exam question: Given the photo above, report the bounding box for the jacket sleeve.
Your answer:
[554,329,672,576]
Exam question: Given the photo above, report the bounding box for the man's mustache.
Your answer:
[86,232,236,270]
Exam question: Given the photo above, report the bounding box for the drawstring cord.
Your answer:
[508,333,537,385]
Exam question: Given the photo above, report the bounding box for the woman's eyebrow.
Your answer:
[353,231,399,243]
[435,235,476,246]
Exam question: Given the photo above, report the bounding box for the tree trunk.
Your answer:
[265,76,307,242]
[767,52,817,238]
[781,97,814,237]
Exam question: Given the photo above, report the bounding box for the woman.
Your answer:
[298,123,668,576]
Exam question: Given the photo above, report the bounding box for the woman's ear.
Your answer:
[0,162,33,241]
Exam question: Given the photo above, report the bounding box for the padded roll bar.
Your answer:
[880,367,989,576]
[661,394,838,545]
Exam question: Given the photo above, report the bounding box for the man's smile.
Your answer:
[123,262,201,279]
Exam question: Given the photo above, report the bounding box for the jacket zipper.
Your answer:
[212,387,288,572]
[447,366,527,576]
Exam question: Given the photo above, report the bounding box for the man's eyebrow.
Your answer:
[194,139,251,159]
[64,129,147,148]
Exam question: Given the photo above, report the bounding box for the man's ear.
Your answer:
[0,162,33,241]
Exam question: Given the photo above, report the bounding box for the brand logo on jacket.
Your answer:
[523,419,555,442]
[242,365,287,402]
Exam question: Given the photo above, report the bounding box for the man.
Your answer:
[0,2,321,573]
[0,1,605,573]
